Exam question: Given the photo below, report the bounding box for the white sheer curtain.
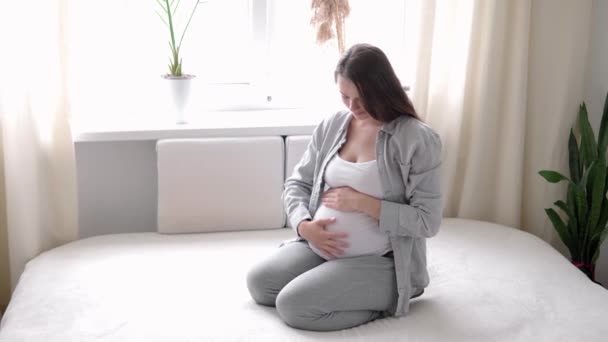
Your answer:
[0,0,78,295]
[403,0,593,249]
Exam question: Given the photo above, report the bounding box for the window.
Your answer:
[67,0,410,122]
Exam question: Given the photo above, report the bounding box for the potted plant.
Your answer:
[156,0,201,124]
[539,91,608,282]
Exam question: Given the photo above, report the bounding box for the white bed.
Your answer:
[3,137,607,341]
[1,218,607,342]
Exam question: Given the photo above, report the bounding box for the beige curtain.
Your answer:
[0,0,78,307]
[406,0,593,251]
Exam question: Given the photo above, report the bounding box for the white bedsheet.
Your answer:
[1,218,607,341]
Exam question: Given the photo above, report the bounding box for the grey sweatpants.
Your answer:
[246,240,398,331]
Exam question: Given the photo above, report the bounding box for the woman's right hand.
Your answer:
[297,218,349,259]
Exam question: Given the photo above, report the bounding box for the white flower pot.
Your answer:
[163,74,195,124]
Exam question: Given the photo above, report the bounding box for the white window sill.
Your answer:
[71,107,334,142]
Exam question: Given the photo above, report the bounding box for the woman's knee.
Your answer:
[275,287,311,330]
[246,263,278,306]
[275,282,383,332]
[275,284,331,331]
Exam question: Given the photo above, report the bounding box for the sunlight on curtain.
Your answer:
[0,0,78,289]
[405,0,593,252]
[67,1,167,123]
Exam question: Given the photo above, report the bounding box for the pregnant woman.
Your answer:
[247,43,443,331]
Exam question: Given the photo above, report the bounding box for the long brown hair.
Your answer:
[334,43,420,122]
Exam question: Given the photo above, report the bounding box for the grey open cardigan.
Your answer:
[282,110,443,316]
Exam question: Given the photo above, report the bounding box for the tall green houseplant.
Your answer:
[539,92,608,282]
[156,0,201,77]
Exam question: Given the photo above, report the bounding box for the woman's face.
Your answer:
[337,75,372,121]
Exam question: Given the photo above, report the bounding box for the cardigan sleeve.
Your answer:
[281,120,325,233]
[379,127,442,238]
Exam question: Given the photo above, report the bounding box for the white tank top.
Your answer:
[311,154,391,259]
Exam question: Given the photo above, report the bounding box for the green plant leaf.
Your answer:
[173,0,182,13]
[546,208,573,254]
[567,183,579,237]
[592,226,608,263]
[178,0,201,50]
[156,10,168,26]
[581,159,606,261]
[574,164,590,261]
[159,0,199,76]
[587,160,598,203]
[569,129,581,184]
[605,164,608,201]
[165,0,178,75]
[566,220,580,258]
[573,182,588,231]
[598,91,608,158]
[554,200,574,229]
[587,237,599,264]
[539,170,569,183]
[579,103,598,168]
[555,200,578,254]
[169,41,176,54]
[575,163,592,227]
[554,200,572,218]
[591,202,608,237]
[588,158,606,232]
[595,189,608,239]
[579,160,595,188]
[156,0,167,12]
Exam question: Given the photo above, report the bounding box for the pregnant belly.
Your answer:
[311,205,390,259]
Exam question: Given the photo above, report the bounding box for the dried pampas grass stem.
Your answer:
[311,0,350,54]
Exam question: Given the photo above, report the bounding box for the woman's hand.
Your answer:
[321,187,381,219]
[297,218,349,259]
[321,187,362,212]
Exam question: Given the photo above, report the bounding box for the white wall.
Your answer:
[583,0,608,287]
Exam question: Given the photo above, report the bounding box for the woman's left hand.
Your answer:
[322,186,382,219]
[321,187,365,212]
